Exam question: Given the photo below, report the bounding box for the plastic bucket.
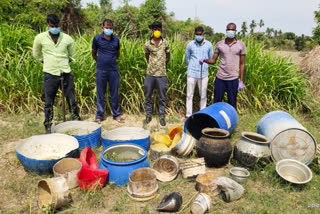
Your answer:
[152,155,179,182]
[257,111,317,165]
[53,158,82,189]
[127,168,158,201]
[184,102,238,140]
[77,167,109,191]
[77,147,98,169]
[102,127,150,150]
[98,143,149,186]
[190,193,211,214]
[52,121,101,150]
[173,132,197,156]
[37,177,71,209]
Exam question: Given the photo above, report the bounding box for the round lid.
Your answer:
[270,128,316,165]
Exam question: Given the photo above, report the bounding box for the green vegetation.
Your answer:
[104,152,135,162]
[0,24,317,115]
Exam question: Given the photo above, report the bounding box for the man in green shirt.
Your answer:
[144,21,170,126]
[33,14,80,134]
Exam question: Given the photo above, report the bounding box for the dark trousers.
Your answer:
[213,77,238,110]
[144,75,167,115]
[96,69,120,119]
[43,72,79,128]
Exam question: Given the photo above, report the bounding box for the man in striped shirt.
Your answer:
[185,26,213,118]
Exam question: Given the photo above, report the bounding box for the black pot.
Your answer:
[196,128,231,167]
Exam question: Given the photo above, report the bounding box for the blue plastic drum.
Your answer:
[98,143,149,186]
[184,102,238,140]
[52,121,101,150]
[15,133,79,174]
[257,111,317,165]
[102,127,150,150]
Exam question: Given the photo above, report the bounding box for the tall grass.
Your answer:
[0,24,317,115]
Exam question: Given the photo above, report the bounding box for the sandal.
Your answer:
[114,116,125,123]
[94,118,102,124]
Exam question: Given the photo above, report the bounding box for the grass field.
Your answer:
[0,110,319,214]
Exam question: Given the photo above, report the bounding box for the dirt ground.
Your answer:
[0,111,319,214]
[274,50,307,65]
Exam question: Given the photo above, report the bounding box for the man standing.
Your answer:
[33,14,81,134]
[144,21,170,126]
[200,23,245,110]
[185,26,213,118]
[92,19,124,124]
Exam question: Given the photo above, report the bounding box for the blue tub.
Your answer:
[257,111,317,165]
[184,102,238,140]
[15,134,79,174]
[98,143,149,186]
[102,127,150,150]
[52,121,101,150]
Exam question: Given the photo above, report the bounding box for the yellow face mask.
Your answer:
[153,30,161,38]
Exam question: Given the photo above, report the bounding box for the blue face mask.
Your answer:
[195,35,204,42]
[49,27,60,35]
[226,30,235,38]
[104,29,113,36]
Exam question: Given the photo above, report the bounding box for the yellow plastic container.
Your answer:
[153,133,172,147]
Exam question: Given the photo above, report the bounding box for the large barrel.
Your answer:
[98,144,149,186]
[102,127,150,150]
[257,111,316,165]
[184,102,238,140]
[52,121,101,150]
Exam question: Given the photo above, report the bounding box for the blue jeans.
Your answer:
[213,77,238,110]
[96,70,120,119]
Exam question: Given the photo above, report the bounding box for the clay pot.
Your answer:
[196,128,232,167]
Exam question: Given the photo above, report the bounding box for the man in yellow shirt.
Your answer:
[33,14,80,134]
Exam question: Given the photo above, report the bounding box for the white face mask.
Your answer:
[226,30,235,38]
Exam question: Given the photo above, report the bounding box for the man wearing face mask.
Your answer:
[185,26,213,118]
[199,23,245,110]
[33,14,81,134]
[144,21,170,126]
[92,19,124,124]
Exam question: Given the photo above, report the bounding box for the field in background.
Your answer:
[0,111,319,214]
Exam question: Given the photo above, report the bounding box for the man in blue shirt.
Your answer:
[185,26,213,118]
[92,19,124,123]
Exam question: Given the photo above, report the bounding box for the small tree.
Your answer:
[295,35,306,51]
[249,20,256,34]
[258,19,264,32]
[283,32,296,40]
[265,27,272,38]
[241,21,247,36]
[313,5,320,44]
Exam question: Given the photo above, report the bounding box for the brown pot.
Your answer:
[196,128,231,167]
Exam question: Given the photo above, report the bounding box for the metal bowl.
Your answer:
[229,167,250,183]
[276,159,312,184]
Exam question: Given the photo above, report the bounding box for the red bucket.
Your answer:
[77,167,108,191]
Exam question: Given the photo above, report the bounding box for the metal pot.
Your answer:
[233,132,270,167]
